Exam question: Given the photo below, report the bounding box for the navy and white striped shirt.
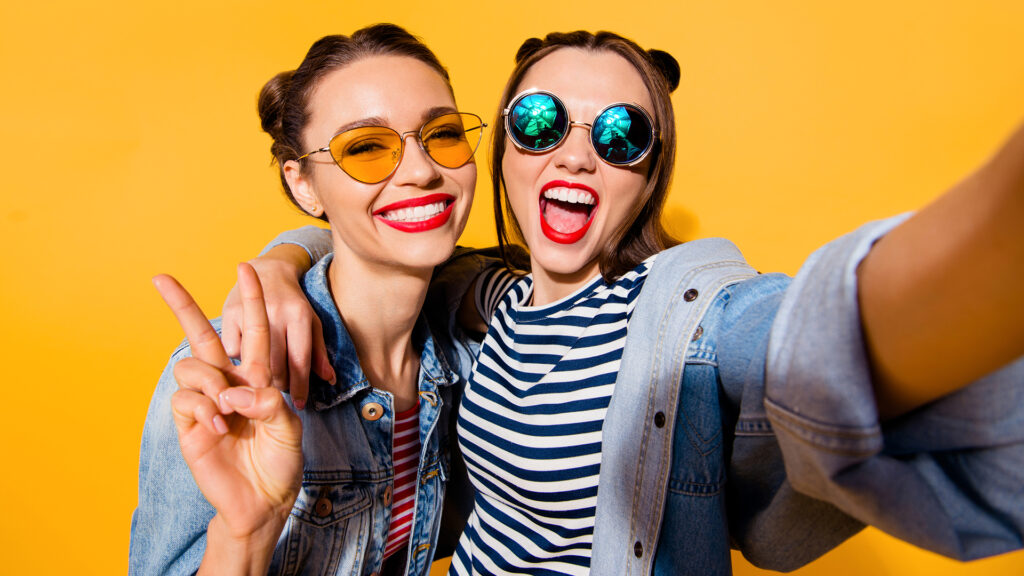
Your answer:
[452,257,654,575]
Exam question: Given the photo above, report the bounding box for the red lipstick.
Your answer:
[538,181,598,244]
[373,193,455,233]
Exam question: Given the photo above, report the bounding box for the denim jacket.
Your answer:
[208,224,1024,575]
[593,217,1024,575]
[130,250,490,576]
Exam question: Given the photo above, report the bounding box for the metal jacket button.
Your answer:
[654,412,666,428]
[361,402,384,421]
[691,325,704,341]
[683,288,698,302]
[314,497,332,518]
[383,484,393,506]
[634,541,644,557]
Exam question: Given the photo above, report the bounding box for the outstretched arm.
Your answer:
[859,121,1024,418]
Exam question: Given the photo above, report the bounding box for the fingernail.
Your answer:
[294,398,306,411]
[213,415,229,435]
[221,387,255,408]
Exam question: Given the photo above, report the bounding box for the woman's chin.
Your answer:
[531,246,600,281]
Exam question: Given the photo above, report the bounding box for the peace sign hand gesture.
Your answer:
[153,263,303,551]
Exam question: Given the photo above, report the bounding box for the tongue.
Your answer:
[543,199,590,233]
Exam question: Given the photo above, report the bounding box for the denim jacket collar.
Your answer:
[302,253,450,411]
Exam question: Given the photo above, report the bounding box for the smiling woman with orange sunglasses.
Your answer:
[129,24,491,575]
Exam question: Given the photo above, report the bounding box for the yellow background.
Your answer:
[1,1,1021,574]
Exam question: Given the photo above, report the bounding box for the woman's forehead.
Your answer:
[516,48,654,116]
[309,55,455,132]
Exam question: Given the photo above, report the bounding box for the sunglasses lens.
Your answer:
[508,93,568,151]
[329,127,403,184]
[591,105,653,165]
[422,113,483,169]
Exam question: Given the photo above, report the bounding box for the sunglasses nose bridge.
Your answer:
[399,129,434,163]
[388,129,442,183]
[378,130,424,169]
[568,121,593,133]
[551,122,599,173]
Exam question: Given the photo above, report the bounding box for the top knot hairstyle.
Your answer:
[492,31,682,281]
[257,24,452,220]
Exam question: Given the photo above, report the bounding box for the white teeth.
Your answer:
[543,187,595,205]
[379,201,447,223]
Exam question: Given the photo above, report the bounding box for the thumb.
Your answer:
[220,387,302,440]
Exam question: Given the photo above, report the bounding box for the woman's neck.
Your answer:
[529,257,601,306]
[327,248,430,412]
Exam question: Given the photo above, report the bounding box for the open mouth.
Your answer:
[373,193,455,233]
[539,181,598,244]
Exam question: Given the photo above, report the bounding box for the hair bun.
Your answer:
[647,49,680,92]
[258,70,294,141]
[515,37,545,63]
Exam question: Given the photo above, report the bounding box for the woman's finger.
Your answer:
[269,319,289,391]
[173,357,234,414]
[153,274,233,370]
[286,321,312,410]
[311,315,336,386]
[172,388,229,436]
[236,263,271,378]
[221,284,243,358]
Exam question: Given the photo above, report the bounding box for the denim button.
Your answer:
[654,412,666,428]
[683,289,698,302]
[634,541,643,557]
[691,325,703,341]
[362,402,384,421]
[383,485,393,506]
[314,497,332,518]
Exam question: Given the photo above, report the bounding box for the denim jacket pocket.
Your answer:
[292,481,372,526]
[269,481,374,575]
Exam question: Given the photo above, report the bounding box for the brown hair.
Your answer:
[258,24,452,220]
[492,31,682,281]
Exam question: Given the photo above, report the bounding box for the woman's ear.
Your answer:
[283,160,324,217]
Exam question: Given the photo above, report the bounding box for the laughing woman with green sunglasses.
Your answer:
[241,30,1024,575]
[129,24,493,575]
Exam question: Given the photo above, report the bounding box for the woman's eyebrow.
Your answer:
[422,106,458,121]
[328,107,458,137]
[330,116,389,137]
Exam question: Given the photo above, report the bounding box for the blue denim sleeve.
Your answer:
[764,215,1024,560]
[716,273,866,571]
[129,335,217,575]
[258,225,333,264]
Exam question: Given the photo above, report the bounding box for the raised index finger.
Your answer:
[236,262,271,377]
[153,274,233,370]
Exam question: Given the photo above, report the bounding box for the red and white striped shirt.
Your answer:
[383,402,420,560]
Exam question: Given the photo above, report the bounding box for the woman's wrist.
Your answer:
[198,512,288,576]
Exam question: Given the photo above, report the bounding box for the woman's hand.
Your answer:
[154,264,304,550]
[221,244,334,410]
